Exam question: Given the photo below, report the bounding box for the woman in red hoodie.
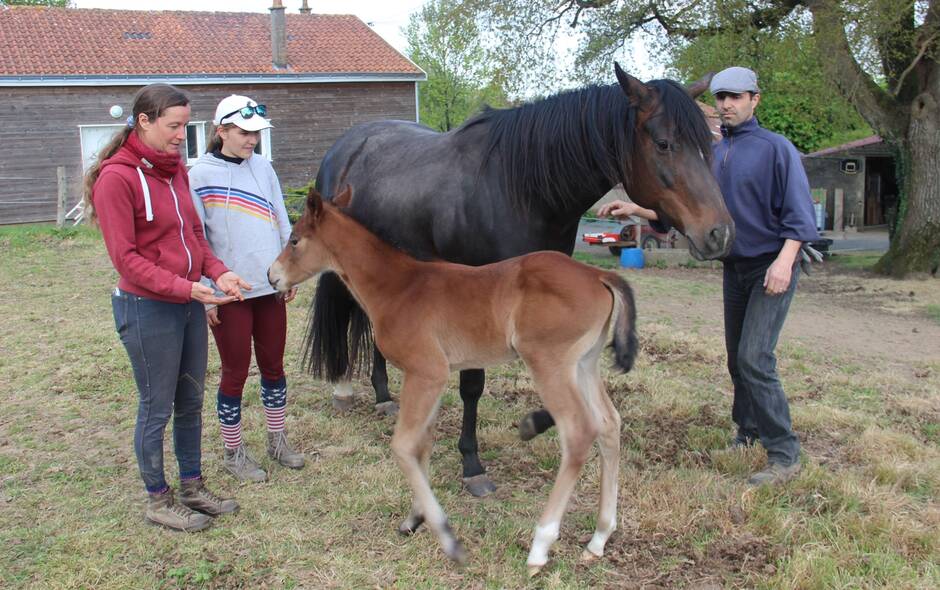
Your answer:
[83,84,250,532]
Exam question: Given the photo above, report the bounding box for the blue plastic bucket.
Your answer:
[620,247,645,269]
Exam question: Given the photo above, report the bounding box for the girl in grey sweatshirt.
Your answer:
[189,95,304,483]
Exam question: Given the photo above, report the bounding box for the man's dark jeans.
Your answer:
[723,257,800,466]
[112,290,207,492]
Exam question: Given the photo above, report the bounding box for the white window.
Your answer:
[79,124,125,172]
[253,127,273,161]
[184,121,207,166]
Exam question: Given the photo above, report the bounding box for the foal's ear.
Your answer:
[614,61,649,107]
[686,72,714,99]
[333,185,353,209]
[306,186,323,219]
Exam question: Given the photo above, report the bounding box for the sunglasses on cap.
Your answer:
[220,103,268,124]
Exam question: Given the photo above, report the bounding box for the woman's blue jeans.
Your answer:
[112,290,207,493]
[723,257,801,466]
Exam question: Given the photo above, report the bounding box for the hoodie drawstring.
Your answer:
[136,167,153,222]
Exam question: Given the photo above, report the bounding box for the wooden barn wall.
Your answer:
[0,82,416,224]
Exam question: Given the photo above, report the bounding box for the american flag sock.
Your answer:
[217,390,243,449]
[260,376,287,433]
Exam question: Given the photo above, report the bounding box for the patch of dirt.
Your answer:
[596,530,779,589]
[637,266,940,367]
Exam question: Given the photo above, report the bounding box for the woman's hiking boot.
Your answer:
[223,444,267,482]
[146,488,211,532]
[179,478,239,516]
[267,430,305,469]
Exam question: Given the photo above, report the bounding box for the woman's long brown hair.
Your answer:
[81,84,190,225]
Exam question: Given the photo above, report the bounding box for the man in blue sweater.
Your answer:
[599,66,818,486]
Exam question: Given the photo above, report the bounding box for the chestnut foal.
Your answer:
[268,187,637,575]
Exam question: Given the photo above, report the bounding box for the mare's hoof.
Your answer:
[375,400,399,417]
[527,564,544,578]
[462,474,496,498]
[580,548,602,562]
[332,395,355,412]
[518,413,539,441]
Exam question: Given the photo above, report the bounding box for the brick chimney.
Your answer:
[270,0,287,69]
[300,0,312,15]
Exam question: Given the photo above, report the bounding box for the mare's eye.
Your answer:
[656,140,671,153]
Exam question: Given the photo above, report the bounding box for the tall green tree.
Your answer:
[405,0,508,131]
[461,0,940,276]
[671,21,870,153]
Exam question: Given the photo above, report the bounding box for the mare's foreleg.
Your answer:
[372,346,398,416]
[458,369,496,497]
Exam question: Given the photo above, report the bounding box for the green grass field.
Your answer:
[1,225,938,589]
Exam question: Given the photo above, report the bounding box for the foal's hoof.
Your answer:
[462,474,496,498]
[580,547,602,562]
[527,564,544,578]
[518,413,539,441]
[445,538,468,565]
[397,514,425,536]
[375,400,399,417]
[332,395,355,412]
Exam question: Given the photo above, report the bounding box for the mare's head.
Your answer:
[268,186,350,291]
[614,63,734,260]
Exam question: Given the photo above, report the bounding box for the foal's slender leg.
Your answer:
[372,346,398,416]
[392,371,466,563]
[398,432,433,535]
[458,369,496,497]
[581,365,621,561]
[524,365,597,577]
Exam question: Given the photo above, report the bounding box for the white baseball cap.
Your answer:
[213,95,273,131]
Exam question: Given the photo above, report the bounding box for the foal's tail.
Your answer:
[600,273,638,373]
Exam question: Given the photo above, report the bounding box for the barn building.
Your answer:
[0,3,425,224]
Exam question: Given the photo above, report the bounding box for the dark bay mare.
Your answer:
[308,64,734,496]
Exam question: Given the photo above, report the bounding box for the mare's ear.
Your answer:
[686,72,714,99]
[333,185,353,209]
[306,186,323,219]
[614,61,649,107]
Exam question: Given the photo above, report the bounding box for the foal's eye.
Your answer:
[289,236,299,246]
[655,140,671,153]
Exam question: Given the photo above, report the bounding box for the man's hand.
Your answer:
[215,271,251,301]
[763,259,793,295]
[597,199,640,219]
[191,282,236,305]
[764,240,802,295]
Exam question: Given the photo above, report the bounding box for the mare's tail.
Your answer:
[304,272,373,381]
[599,273,638,373]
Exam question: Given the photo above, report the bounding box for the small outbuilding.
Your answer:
[801,136,899,231]
[0,4,425,225]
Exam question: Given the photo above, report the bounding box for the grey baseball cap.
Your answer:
[709,67,760,94]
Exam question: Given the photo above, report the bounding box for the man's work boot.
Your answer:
[267,430,305,469]
[146,488,211,532]
[748,461,802,487]
[179,478,239,516]
[223,444,267,482]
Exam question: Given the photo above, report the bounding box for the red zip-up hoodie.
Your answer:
[94,141,229,303]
